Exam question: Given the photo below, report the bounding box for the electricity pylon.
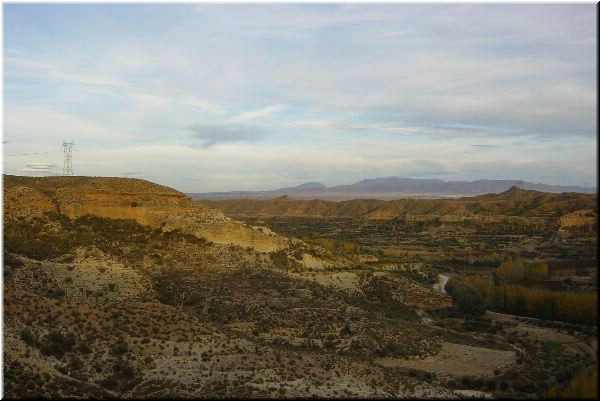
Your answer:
[62,140,75,176]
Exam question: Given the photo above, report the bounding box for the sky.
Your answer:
[2,3,597,192]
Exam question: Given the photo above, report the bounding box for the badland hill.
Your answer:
[200,187,597,229]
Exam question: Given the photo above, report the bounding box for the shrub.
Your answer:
[113,359,135,379]
[4,253,23,268]
[68,356,84,371]
[20,329,36,347]
[111,339,129,355]
[484,378,497,391]
[78,343,92,354]
[39,331,76,358]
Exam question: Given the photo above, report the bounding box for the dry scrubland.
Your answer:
[3,175,597,399]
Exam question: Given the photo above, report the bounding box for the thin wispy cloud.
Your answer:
[5,55,126,88]
[229,104,288,123]
[21,163,57,172]
[181,96,226,116]
[288,120,505,139]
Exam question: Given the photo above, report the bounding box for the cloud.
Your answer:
[287,120,502,138]
[6,5,595,142]
[229,104,287,123]
[288,120,373,131]
[3,4,596,191]
[3,106,123,145]
[127,92,172,109]
[5,56,126,88]
[187,124,267,148]
[21,162,57,172]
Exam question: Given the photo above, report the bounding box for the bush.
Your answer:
[463,317,496,332]
[113,359,135,379]
[4,253,23,268]
[20,329,36,347]
[39,331,76,358]
[68,355,84,371]
[111,339,129,355]
[484,378,497,391]
[78,343,92,354]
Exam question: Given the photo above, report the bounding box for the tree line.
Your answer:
[463,275,596,325]
[446,258,596,325]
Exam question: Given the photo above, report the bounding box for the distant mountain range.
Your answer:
[189,177,597,201]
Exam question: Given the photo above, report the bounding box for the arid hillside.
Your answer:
[4,175,596,399]
[201,187,597,229]
[5,174,478,399]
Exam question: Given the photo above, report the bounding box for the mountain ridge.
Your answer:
[189,177,596,201]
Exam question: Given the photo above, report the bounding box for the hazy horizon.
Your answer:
[3,4,597,192]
